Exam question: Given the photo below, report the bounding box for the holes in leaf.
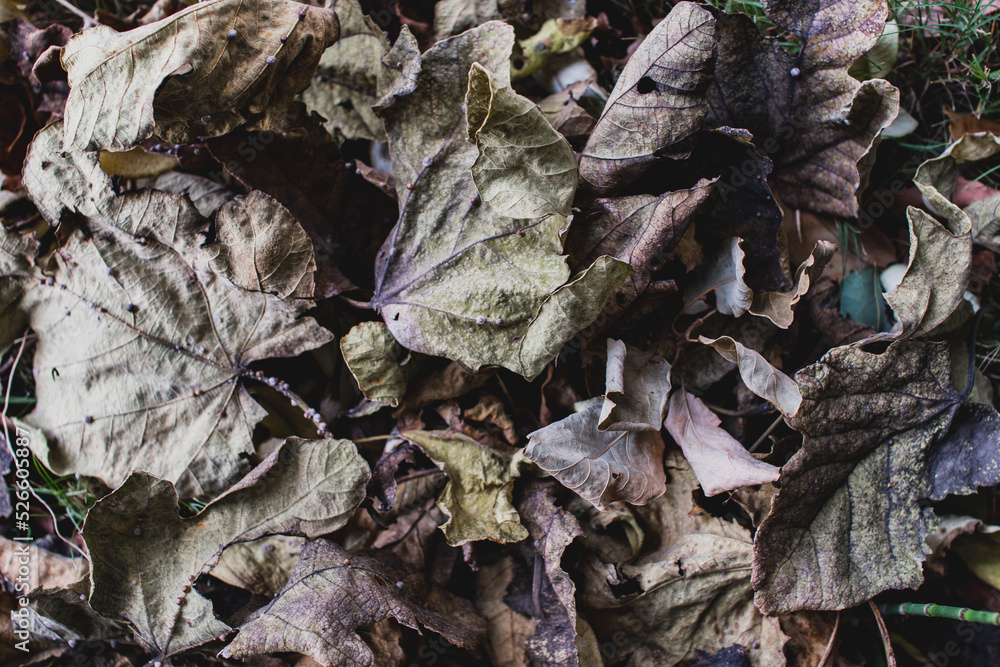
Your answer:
[636,76,657,94]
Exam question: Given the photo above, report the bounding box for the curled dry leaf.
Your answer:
[340,321,407,408]
[885,156,972,338]
[524,403,666,510]
[403,429,528,545]
[706,0,900,217]
[599,338,672,432]
[372,22,629,380]
[579,2,716,192]
[466,62,577,219]
[699,335,801,417]
[684,237,752,317]
[82,438,369,656]
[664,390,780,496]
[517,481,585,665]
[222,539,485,667]
[61,0,340,151]
[749,240,836,329]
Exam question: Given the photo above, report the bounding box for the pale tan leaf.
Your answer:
[664,390,780,496]
[21,123,332,498]
[466,62,577,219]
[61,0,340,151]
[210,190,317,299]
[750,241,836,329]
[524,404,666,510]
[599,338,672,431]
[684,237,752,317]
[699,335,801,417]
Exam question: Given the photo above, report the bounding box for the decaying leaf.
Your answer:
[664,390,780,496]
[466,62,577,219]
[525,403,666,510]
[0,537,88,592]
[476,558,536,667]
[209,190,316,299]
[583,450,787,666]
[579,2,716,191]
[340,321,407,408]
[434,0,500,39]
[222,538,484,666]
[684,237,752,317]
[699,335,801,417]
[749,240,836,329]
[599,338,672,431]
[566,179,715,331]
[299,0,388,142]
[83,437,369,656]
[404,430,527,545]
[885,156,972,338]
[706,0,900,217]
[372,22,629,380]
[61,0,340,151]
[751,341,1000,614]
[518,481,585,665]
[211,535,304,597]
[20,126,333,497]
[0,227,38,355]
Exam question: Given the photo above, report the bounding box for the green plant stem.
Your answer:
[878,603,1000,625]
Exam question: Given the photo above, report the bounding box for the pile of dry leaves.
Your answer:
[1,0,1000,664]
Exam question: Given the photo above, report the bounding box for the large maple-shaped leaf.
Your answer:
[61,0,340,151]
[525,403,666,510]
[222,538,484,666]
[21,124,332,498]
[83,438,369,657]
[706,0,899,217]
[582,450,787,666]
[579,2,716,192]
[752,340,1000,614]
[371,23,630,381]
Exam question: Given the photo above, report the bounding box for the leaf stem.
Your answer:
[877,603,1000,625]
